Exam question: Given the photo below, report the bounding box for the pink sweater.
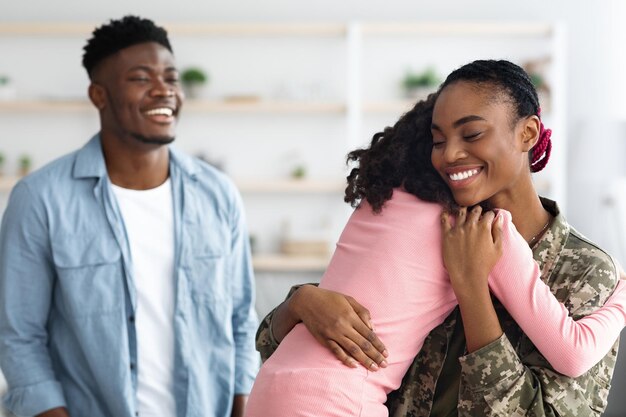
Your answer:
[245,189,626,417]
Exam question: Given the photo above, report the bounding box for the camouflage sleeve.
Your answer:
[457,254,620,417]
[255,283,317,362]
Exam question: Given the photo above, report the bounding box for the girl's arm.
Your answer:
[488,210,626,377]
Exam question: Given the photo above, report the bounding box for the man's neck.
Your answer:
[101,133,170,190]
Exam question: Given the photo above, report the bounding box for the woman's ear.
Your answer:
[88,83,106,111]
[519,115,541,152]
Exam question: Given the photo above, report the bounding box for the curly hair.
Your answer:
[82,15,172,78]
[345,93,454,213]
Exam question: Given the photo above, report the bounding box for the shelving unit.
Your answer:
[252,254,330,272]
[0,21,567,279]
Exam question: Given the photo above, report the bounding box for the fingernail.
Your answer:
[348,359,358,368]
[382,349,389,358]
[370,363,379,371]
[380,360,388,368]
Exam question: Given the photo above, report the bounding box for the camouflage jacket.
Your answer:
[256,199,621,416]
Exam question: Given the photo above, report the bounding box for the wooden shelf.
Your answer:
[185,100,345,113]
[0,99,346,114]
[0,22,346,37]
[253,254,330,272]
[0,22,552,38]
[236,179,344,193]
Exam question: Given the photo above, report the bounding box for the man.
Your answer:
[0,16,258,417]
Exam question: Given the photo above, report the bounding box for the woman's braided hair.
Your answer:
[440,60,552,172]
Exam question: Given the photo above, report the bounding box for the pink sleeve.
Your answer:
[488,210,626,378]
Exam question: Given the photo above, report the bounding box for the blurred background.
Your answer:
[1,0,625,415]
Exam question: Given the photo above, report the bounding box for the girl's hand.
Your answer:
[288,285,388,370]
[441,206,503,298]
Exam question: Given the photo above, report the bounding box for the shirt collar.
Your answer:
[532,197,569,284]
[72,133,200,180]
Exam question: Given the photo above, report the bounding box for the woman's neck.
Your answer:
[487,179,551,245]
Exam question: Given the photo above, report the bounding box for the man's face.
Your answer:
[92,42,184,146]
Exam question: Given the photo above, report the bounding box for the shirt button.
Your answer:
[130,363,135,370]
[129,316,135,323]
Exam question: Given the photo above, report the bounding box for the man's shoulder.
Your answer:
[172,149,239,200]
[17,149,81,193]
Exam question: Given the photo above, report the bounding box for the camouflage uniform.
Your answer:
[256,199,620,416]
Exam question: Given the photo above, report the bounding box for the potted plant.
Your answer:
[0,152,5,176]
[181,67,209,99]
[402,67,441,99]
[18,154,32,177]
[0,75,16,101]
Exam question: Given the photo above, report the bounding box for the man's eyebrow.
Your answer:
[126,65,178,72]
[431,115,486,131]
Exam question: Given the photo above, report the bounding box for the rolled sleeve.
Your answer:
[0,182,66,416]
[459,333,524,392]
[3,379,66,416]
[229,190,259,394]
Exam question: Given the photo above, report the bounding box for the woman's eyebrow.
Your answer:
[452,115,486,128]
[431,115,486,131]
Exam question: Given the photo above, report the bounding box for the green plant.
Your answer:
[181,67,208,86]
[0,75,9,85]
[19,154,32,175]
[529,73,546,90]
[402,68,441,90]
[291,165,306,179]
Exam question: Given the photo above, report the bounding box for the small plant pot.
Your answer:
[183,83,206,99]
[0,84,16,101]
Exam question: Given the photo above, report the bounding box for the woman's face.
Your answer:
[430,81,533,208]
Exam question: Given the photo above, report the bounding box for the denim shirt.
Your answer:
[0,135,259,417]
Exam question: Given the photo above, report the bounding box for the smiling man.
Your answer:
[0,16,258,417]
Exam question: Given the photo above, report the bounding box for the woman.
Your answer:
[251,60,623,416]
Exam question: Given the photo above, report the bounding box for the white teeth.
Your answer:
[144,108,174,117]
[449,168,480,181]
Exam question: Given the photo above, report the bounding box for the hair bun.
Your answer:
[530,122,552,173]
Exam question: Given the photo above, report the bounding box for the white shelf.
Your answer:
[252,254,330,272]
[0,99,346,114]
[0,22,553,38]
[0,176,345,194]
[361,22,553,37]
[236,179,344,193]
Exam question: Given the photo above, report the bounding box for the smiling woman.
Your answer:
[246,60,626,417]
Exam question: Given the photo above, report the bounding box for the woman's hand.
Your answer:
[287,285,388,370]
[441,206,503,298]
[441,205,504,352]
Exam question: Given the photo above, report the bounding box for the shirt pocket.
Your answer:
[52,234,124,318]
[184,223,232,303]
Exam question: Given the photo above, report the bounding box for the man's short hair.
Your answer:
[82,15,173,78]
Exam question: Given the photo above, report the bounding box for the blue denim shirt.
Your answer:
[0,135,259,417]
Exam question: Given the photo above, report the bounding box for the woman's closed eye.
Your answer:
[463,132,482,140]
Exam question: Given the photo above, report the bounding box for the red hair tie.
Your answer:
[530,107,552,173]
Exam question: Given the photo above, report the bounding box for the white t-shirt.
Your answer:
[112,179,176,417]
